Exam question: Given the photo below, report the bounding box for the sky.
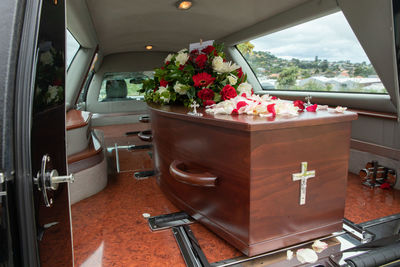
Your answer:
[251,12,370,63]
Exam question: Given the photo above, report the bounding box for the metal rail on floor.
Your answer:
[149,213,400,267]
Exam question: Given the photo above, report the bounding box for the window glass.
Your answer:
[238,12,387,94]
[76,53,98,109]
[66,30,80,68]
[98,72,154,102]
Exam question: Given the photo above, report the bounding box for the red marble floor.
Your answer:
[71,124,400,266]
[344,173,400,224]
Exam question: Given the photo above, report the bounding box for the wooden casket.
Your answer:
[149,104,357,256]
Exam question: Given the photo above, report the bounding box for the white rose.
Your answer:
[164,54,173,63]
[178,48,188,53]
[237,82,253,96]
[157,86,170,103]
[228,74,237,85]
[40,51,53,65]
[173,82,188,95]
[212,56,225,73]
[176,52,189,66]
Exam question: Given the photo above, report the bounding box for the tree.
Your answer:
[277,67,299,88]
[237,42,255,56]
[320,60,329,72]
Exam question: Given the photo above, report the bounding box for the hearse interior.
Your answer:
[1,0,400,266]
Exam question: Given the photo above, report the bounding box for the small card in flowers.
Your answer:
[189,40,214,53]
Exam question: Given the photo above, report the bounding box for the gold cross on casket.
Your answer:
[292,162,315,205]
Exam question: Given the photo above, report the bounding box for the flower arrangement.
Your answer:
[142,43,250,107]
[142,42,347,118]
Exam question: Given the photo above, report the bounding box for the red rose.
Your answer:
[221,85,237,100]
[197,88,215,101]
[293,100,305,111]
[267,104,276,117]
[202,45,216,55]
[165,61,170,65]
[190,49,199,55]
[161,66,165,70]
[179,64,185,70]
[192,72,215,87]
[306,104,318,112]
[160,79,168,87]
[237,67,244,78]
[203,100,216,107]
[195,54,208,69]
[231,109,239,115]
[236,101,248,110]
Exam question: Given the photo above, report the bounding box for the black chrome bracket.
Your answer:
[173,225,210,267]
[343,218,375,244]
[148,211,194,231]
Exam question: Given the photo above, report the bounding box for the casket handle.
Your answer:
[169,160,217,187]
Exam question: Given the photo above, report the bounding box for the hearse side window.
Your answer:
[238,11,388,94]
[66,30,80,68]
[76,53,98,110]
[98,71,154,102]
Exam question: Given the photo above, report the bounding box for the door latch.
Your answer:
[33,155,74,207]
[0,172,6,196]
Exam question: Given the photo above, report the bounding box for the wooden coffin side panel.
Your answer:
[151,110,252,249]
[248,122,351,255]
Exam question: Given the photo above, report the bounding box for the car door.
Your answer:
[10,0,73,266]
[31,0,73,266]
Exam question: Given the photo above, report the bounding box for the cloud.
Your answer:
[251,12,370,63]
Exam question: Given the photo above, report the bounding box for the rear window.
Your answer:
[98,71,154,102]
[238,11,387,94]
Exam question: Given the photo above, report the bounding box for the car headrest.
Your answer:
[105,79,128,99]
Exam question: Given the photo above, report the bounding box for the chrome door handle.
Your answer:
[34,155,74,207]
[0,173,5,195]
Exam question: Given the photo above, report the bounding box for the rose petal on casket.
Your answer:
[286,250,294,260]
[335,106,347,113]
[318,105,328,110]
[296,248,318,264]
[312,240,328,253]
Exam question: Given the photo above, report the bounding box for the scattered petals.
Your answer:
[312,240,328,253]
[318,105,328,110]
[293,100,305,111]
[142,213,151,218]
[287,250,294,260]
[296,248,318,264]
[306,104,318,112]
[335,106,347,113]
[271,96,278,100]
[267,104,276,117]
[206,95,300,117]
[380,182,391,189]
[236,101,248,110]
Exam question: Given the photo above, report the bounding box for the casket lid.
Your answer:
[148,104,358,132]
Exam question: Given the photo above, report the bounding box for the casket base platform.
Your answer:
[149,104,357,256]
